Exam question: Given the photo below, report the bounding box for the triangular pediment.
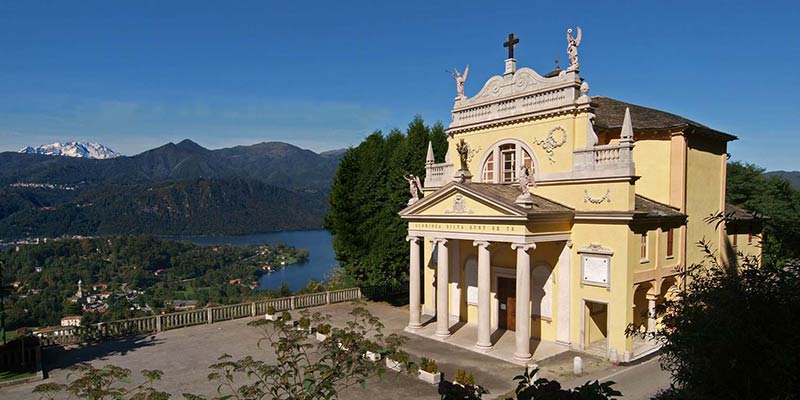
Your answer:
[400,183,526,219]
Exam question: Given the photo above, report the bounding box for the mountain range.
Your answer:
[18,141,121,159]
[764,171,800,190]
[0,140,345,240]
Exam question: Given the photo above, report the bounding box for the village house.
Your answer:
[60,315,82,327]
[400,30,761,363]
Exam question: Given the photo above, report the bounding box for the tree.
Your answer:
[640,234,800,399]
[33,364,169,400]
[325,116,447,286]
[185,306,414,400]
[726,161,800,262]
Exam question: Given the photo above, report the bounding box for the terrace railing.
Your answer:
[35,287,363,347]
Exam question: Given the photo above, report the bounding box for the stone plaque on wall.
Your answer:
[578,244,614,288]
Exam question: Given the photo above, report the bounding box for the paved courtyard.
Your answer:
[1,301,670,399]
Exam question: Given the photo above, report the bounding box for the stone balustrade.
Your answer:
[35,287,363,347]
[424,162,455,189]
[572,142,635,177]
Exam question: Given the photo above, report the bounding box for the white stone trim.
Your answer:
[579,297,610,353]
[492,266,515,331]
[475,138,540,184]
[407,230,570,244]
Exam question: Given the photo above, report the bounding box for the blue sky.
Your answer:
[0,1,798,170]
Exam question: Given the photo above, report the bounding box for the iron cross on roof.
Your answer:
[504,33,519,59]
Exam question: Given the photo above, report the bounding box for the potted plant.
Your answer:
[315,323,331,341]
[281,311,292,324]
[454,369,475,387]
[363,342,382,362]
[265,305,281,321]
[440,369,487,399]
[418,357,441,385]
[297,316,314,333]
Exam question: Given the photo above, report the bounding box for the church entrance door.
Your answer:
[497,277,516,331]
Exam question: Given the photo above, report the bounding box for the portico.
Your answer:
[401,182,573,363]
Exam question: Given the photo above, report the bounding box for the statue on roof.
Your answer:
[450,65,469,100]
[566,27,582,71]
[516,166,534,205]
[404,174,423,205]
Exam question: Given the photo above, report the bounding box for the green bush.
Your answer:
[316,323,331,335]
[419,357,438,374]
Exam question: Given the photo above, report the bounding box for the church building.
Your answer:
[399,30,761,363]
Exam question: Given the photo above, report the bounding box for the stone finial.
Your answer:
[426,141,435,165]
[586,112,599,146]
[621,107,634,144]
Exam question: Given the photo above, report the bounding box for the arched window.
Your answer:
[479,140,536,184]
[531,264,554,319]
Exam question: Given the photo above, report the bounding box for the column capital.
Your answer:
[406,236,420,243]
[472,240,491,248]
[511,242,536,252]
[432,238,448,245]
[645,293,659,301]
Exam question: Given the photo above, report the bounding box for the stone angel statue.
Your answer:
[451,65,469,99]
[516,166,535,203]
[404,174,424,205]
[566,26,582,71]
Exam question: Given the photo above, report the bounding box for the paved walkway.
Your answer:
[408,313,569,366]
[1,301,670,399]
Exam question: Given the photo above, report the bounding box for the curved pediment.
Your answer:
[448,63,588,132]
[458,68,574,109]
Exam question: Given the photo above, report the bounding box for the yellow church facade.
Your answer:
[399,32,753,363]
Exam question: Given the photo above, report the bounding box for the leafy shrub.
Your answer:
[455,369,475,386]
[266,305,276,315]
[512,367,621,400]
[316,323,331,335]
[281,311,292,321]
[420,357,438,374]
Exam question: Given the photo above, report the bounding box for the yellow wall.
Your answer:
[536,180,635,212]
[685,138,726,267]
[448,114,585,178]
[633,138,671,204]
[569,221,633,354]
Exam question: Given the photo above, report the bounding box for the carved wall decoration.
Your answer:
[445,194,474,214]
[534,126,568,163]
[584,188,611,204]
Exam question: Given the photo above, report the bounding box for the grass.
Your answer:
[0,370,36,383]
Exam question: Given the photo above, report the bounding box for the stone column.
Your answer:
[435,238,450,338]
[646,294,657,333]
[512,242,535,361]
[407,236,422,330]
[473,241,492,351]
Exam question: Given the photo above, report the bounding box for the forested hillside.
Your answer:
[0,140,342,240]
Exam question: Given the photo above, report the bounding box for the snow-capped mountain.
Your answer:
[19,142,121,159]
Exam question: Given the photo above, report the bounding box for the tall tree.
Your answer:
[325,116,445,286]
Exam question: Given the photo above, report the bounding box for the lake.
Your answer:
[170,230,338,292]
